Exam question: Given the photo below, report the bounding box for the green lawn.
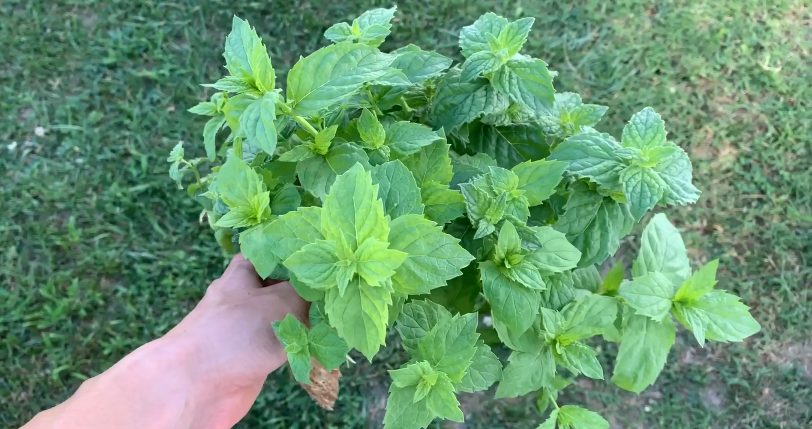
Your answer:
[1,0,809,427]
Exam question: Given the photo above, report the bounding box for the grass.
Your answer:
[0,0,809,427]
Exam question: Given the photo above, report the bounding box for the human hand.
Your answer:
[161,254,308,427]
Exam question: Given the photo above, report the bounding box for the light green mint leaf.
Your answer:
[354,7,397,30]
[512,159,567,206]
[426,374,463,422]
[238,222,280,279]
[557,405,610,429]
[297,143,371,201]
[358,24,391,47]
[554,183,634,267]
[222,94,254,136]
[459,184,507,239]
[421,181,465,225]
[395,300,453,357]
[400,140,454,187]
[490,56,555,112]
[569,104,608,128]
[419,313,480,379]
[207,76,256,94]
[287,43,393,116]
[480,260,540,334]
[558,294,618,341]
[673,303,709,346]
[384,121,440,156]
[541,272,576,312]
[358,108,386,148]
[459,12,509,57]
[674,259,719,302]
[390,44,453,84]
[324,22,353,43]
[621,107,667,150]
[467,122,552,169]
[685,290,761,343]
[308,322,348,370]
[270,184,301,215]
[388,214,474,295]
[523,227,581,275]
[653,148,701,205]
[264,207,323,262]
[455,342,502,393]
[239,92,277,155]
[390,360,436,388]
[460,50,503,82]
[324,276,391,360]
[354,238,408,286]
[430,74,492,131]
[166,141,184,164]
[202,115,226,161]
[427,264,479,315]
[536,409,559,429]
[496,346,555,398]
[383,384,435,429]
[284,239,340,290]
[611,313,675,393]
[602,262,624,296]
[495,221,522,265]
[313,125,338,155]
[450,153,497,187]
[498,17,534,57]
[540,92,582,117]
[620,164,668,220]
[371,160,425,219]
[320,163,388,248]
[632,213,691,286]
[289,274,325,302]
[271,314,311,384]
[189,101,218,116]
[503,262,546,291]
[224,16,259,78]
[619,272,675,321]
[571,266,602,293]
[278,144,316,162]
[214,202,269,228]
[309,301,327,327]
[557,342,603,380]
[493,316,544,353]
[549,130,627,190]
[217,155,268,209]
[250,41,275,93]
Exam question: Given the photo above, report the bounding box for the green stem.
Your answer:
[294,115,319,137]
[551,397,560,410]
[182,160,202,186]
[366,88,384,115]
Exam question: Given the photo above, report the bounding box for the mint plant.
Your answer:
[174,7,761,428]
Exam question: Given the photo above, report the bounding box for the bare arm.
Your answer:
[23,255,308,429]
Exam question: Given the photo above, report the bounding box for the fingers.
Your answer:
[217,254,264,291]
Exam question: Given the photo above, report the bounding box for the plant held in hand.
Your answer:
[171,7,760,428]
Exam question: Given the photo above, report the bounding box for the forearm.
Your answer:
[23,338,213,429]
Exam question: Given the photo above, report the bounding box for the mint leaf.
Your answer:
[557,405,610,429]
[673,303,710,346]
[674,259,718,302]
[217,155,267,209]
[395,300,453,357]
[278,144,316,162]
[496,346,555,398]
[390,360,436,388]
[602,262,624,296]
[271,314,311,384]
[681,290,761,343]
[571,266,603,293]
[460,50,503,81]
[384,121,440,156]
[239,222,280,279]
[536,409,559,429]
[224,16,259,78]
[264,207,323,262]
[558,294,618,341]
[490,56,555,111]
[620,164,667,220]
[287,43,392,116]
[358,108,386,148]
[222,94,254,136]
[557,342,603,380]
[371,160,425,219]
[459,13,509,57]
[202,116,226,161]
[523,227,581,275]
[418,313,479,379]
[426,374,463,422]
[549,130,627,190]
[383,384,435,429]
[388,214,474,295]
[308,322,348,370]
[554,183,634,267]
[390,44,453,83]
[430,74,496,131]
[621,106,668,150]
[284,240,340,290]
[541,272,576,311]
[632,213,691,286]
[400,140,454,187]
[498,17,534,57]
[320,163,388,249]
[270,184,301,216]
[313,125,338,155]
[297,143,371,201]
[324,22,353,43]
[472,122,552,168]
[654,148,701,205]
[611,313,675,393]
[618,272,675,321]
[354,238,408,286]
[512,160,567,206]
[325,276,391,360]
[480,260,540,334]
[250,40,275,93]
[420,181,465,225]
[455,342,503,393]
[309,301,327,327]
[450,153,497,187]
[189,101,218,116]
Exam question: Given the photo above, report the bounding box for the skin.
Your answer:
[22,254,308,429]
